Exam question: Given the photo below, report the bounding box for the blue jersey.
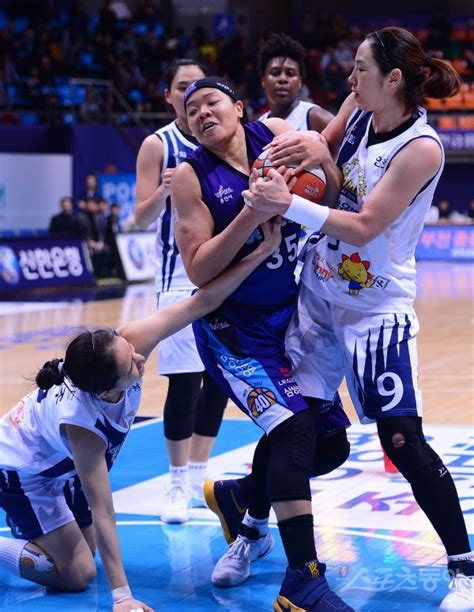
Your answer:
[185,121,300,308]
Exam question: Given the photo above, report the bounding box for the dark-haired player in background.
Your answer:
[135,59,228,524]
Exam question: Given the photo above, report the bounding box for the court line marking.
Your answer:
[0,521,444,550]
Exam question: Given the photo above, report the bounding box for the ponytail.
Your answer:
[422,56,461,100]
[35,358,65,390]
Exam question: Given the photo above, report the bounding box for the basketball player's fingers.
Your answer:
[288,176,298,192]
[263,132,296,151]
[269,148,301,166]
[249,168,258,185]
[267,168,287,185]
[242,189,253,207]
[279,166,296,183]
[288,161,306,175]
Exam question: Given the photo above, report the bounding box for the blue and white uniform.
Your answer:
[186,120,348,434]
[259,100,319,130]
[154,120,204,374]
[0,380,141,539]
[286,108,444,422]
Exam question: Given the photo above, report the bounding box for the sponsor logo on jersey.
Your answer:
[214,184,234,203]
[209,320,230,331]
[374,155,388,169]
[246,386,277,418]
[311,252,336,282]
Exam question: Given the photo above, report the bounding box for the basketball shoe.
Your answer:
[274,560,355,611]
[204,479,248,544]
[439,559,474,611]
[211,525,274,587]
[190,479,207,508]
[161,482,191,524]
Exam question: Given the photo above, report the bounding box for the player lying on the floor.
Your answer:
[0,220,281,612]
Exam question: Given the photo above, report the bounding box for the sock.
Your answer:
[169,465,188,485]
[0,536,27,576]
[448,551,474,562]
[278,514,317,570]
[188,460,207,483]
[242,511,269,536]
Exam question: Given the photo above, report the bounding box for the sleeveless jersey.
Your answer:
[0,380,142,477]
[154,120,199,292]
[259,100,318,130]
[301,107,444,313]
[185,121,300,308]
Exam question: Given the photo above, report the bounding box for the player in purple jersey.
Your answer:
[171,77,353,611]
[0,224,280,611]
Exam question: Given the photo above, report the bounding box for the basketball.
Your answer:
[252,148,326,203]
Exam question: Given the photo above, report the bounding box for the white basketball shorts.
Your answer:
[285,283,423,423]
[157,290,204,375]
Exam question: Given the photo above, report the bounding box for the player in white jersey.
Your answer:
[257,33,334,132]
[245,27,473,612]
[135,59,228,523]
[0,220,281,611]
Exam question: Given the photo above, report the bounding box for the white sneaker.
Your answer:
[190,479,206,508]
[211,531,275,588]
[160,482,191,524]
[439,574,474,611]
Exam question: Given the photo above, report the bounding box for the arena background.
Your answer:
[0,1,472,610]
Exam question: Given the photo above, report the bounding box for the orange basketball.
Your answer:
[252,148,326,204]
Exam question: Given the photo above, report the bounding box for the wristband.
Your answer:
[285,194,329,231]
[112,585,132,603]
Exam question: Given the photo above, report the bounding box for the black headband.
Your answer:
[184,77,239,109]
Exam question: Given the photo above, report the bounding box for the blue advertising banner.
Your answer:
[438,131,474,152]
[98,173,136,226]
[0,236,95,292]
[416,225,474,260]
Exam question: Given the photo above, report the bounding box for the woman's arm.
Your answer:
[117,218,282,360]
[134,134,170,229]
[263,94,357,170]
[308,105,335,133]
[244,137,442,246]
[171,161,273,287]
[321,93,357,158]
[64,425,153,611]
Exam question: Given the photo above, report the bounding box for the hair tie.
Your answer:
[423,55,432,68]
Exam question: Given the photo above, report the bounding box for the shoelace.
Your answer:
[223,536,253,560]
[167,483,188,503]
[449,573,472,595]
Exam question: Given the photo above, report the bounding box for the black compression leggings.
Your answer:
[163,371,227,441]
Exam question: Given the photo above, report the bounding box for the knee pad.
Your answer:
[311,428,350,477]
[163,372,202,440]
[267,410,316,503]
[377,417,444,482]
[20,542,56,576]
[193,372,228,437]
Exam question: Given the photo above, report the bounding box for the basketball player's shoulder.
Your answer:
[138,130,164,162]
[262,116,293,135]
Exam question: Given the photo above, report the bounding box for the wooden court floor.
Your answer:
[0,261,473,426]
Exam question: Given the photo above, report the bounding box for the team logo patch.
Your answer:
[338,252,375,295]
[246,387,276,418]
